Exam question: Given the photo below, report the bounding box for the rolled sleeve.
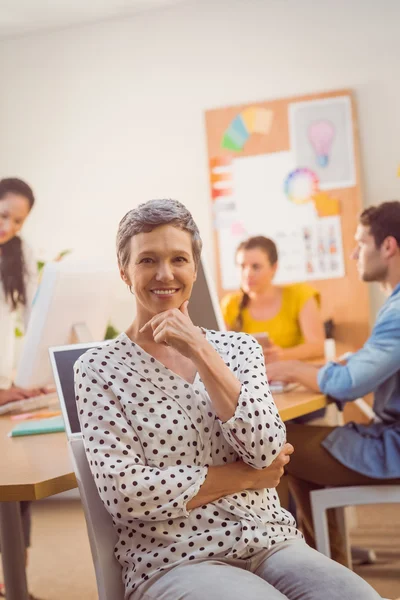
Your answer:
[318,306,400,402]
[220,335,286,469]
[75,360,208,524]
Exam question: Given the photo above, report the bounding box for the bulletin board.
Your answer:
[205,89,370,348]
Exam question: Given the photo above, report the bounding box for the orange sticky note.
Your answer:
[313,191,340,217]
[241,107,257,133]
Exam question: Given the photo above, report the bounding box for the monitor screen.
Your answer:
[15,261,116,389]
[50,345,100,436]
[188,259,225,331]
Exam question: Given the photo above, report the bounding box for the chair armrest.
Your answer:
[353,398,376,421]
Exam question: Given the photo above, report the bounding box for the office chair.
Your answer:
[50,342,125,600]
[69,437,125,600]
[310,484,399,600]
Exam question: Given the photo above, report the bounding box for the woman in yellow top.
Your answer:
[221,236,325,362]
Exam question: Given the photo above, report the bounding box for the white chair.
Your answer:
[310,483,400,600]
[310,484,400,559]
[49,342,125,600]
[69,437,125,600]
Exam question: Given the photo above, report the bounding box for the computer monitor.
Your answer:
[15,261,117,389]
[189,258,226,331]
[50,342,107,437]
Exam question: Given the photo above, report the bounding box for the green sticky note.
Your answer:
[9,416,65,437]
[221,132,242,151]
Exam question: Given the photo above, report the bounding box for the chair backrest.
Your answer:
[69,437,125,600]
[49,341,125,599]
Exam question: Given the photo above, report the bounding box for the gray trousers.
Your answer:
[133,539,380,600]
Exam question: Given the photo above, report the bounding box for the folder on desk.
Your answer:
[8,415,65,437]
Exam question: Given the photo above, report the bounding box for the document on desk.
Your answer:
[8,415,65,437]
[269,382,299,394]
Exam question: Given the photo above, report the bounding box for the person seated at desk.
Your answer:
[267,201,400,565]
[74,199,380,600]
[0,177,42,599]
[221,236,325,363]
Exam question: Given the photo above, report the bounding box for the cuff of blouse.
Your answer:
[181,466,209,516]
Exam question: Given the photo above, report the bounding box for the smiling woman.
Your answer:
[74,199,381,600]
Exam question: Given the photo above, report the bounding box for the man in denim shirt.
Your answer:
[267,201,400,564]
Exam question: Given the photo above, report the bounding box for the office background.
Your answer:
[0,0,399,325]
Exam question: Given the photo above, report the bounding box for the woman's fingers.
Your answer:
[153,324,170,345]
[283,443,294,455]
[140,309,185,335]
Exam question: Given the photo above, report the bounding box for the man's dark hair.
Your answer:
[359,201,400,248]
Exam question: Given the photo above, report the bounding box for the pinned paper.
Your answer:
[211,187,232,200]
[231,221,248,236]
[397,164,400,177]
[312,191,340,217]
[221,107,274,151]
[241,107,257,132]
[209,157,233,201]
[209,156,232,169]
[214,211,236,230]
[253,108,274,134]
[284,168,319,205]
[210,171,231,185]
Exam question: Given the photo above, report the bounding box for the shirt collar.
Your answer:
[390,282,400,298]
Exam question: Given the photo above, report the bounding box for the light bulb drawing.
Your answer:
[308,120,335,168]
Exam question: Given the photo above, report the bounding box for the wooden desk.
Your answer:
[0,417,76,501]
[275,388,328,422]
[0,416,76,600]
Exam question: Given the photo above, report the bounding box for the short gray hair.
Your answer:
[116,199,203,271]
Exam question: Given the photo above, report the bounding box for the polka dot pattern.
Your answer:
[74,330,300,597]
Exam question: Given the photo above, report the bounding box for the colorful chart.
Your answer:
[284,168,319,205]
[209,157,233,201]
[221,107,274,151]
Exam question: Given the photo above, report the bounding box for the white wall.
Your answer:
[1,0,399,327]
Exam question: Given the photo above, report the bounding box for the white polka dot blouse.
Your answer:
[74,330,301,598]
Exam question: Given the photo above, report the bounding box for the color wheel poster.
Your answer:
[211,150,345,291]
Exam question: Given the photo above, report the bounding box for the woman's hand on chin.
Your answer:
[139,300,205,359]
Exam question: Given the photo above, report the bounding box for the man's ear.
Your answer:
[383,236,399,259]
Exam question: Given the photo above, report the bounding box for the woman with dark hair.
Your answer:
[0,177,44,402]
[221,236,325,363]
[0,177,42,599]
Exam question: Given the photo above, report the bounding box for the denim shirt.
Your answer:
[317,283,400,479]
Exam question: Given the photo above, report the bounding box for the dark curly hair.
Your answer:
[0,178,35,310]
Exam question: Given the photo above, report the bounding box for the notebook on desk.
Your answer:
[8,415,65,437]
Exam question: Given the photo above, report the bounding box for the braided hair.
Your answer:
[234,236,278,331]
[0,178,35,310]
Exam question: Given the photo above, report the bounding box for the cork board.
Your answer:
[205,89,369,348]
